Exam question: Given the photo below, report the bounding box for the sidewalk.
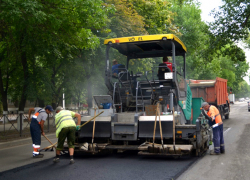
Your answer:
[0,132,56,149]
[0,133,58,172]
[0,116,56,142]
[0,110,87,142]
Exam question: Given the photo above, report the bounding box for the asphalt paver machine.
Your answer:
[73,34,211,157]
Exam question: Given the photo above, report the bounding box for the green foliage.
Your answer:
[169,0,212,80]
[210,0,250,43]
[243,34,250,49]
[0,0,249,109]
[170,0,209,54]
[235,81,250,98]
[169,1,249,98]
[104,0,147,37]
[0,0,112,110]
[133,0,178,35]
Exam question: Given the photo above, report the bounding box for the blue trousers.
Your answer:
[213,124,225,153]
[30,118,41,145]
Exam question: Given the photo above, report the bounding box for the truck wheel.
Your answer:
[219,107,224,120]
[225,103,230,119]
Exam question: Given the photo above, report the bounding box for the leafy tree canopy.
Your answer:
[211,0,250,43]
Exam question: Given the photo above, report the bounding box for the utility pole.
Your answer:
[63,88,65,109]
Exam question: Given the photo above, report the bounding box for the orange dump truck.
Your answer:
[188,77,230,119]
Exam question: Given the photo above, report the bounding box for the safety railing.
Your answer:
[135,81,145,113]
[0,107,87,141]
[0,111,55,141]
[0,113,20,137]
[111,68,133,93]
[118,70,133,94]
[145,70,156,92]
[113,82,123,112]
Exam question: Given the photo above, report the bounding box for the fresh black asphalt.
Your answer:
[0,151,199,180]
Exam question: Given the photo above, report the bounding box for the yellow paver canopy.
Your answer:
[104,34,186,58]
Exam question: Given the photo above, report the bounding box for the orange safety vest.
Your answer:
[32,109,43,124]
[207,105,222,124]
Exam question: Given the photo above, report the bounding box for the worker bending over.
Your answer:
[54,106,81,164]
[28,105,54,158]
[201,102,225,155]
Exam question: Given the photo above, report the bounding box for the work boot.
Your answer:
[33,153,44,158]
[70,159,75,164]
[53,157,60,163]
[210,150,220,155]
[221,150,225,154]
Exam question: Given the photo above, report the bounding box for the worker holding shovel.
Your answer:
[54,106,81,164]
[28,105,54,158]
[201,102,225,155]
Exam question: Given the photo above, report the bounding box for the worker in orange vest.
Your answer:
[201,102,225,155]
[28,105,54,158]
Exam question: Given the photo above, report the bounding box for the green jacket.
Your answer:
[55,110,76,138]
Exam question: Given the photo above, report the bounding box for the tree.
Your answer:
[104,0,147,37]
[211,0,250,43]
[132,0,178,35]
[169,0,211,79]
[243,35,250,49]
[235,81,250,98]
[0,0,112,111]
[0,45,19,111]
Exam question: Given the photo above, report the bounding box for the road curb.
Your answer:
[0,133,56,149]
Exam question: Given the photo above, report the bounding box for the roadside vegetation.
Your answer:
[0,0,250,111]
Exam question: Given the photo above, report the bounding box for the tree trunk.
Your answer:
[19,86,27,111]
[0,91,8,111]
[52,102,57,110]
[51,65,63,110]
[18,51,29,111]
[0,57,8,111]
[37,98,45,107]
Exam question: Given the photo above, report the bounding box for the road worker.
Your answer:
[28,105,54,158]
[201,102,225,155]
[112,59,120,76]
[112,59,125,77]
[162,56,172,72]
[53,106,81,164]
[157,57,172,85]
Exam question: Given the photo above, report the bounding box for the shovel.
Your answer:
[39,142,57,152]
[42,134,57,149]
